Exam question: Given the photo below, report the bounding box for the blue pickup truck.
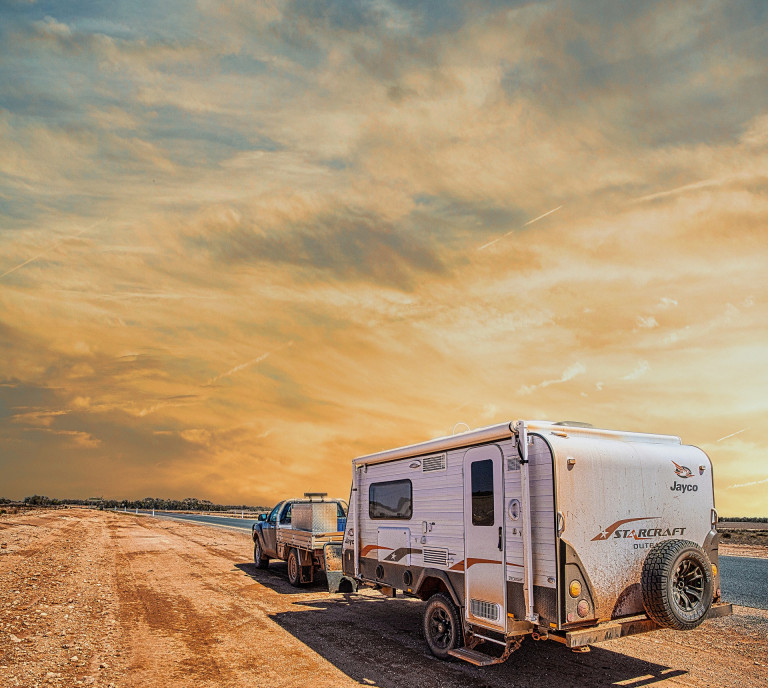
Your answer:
[251,494,347,586]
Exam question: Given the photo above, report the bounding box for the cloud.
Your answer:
[0,218,108,280]
[478,205,563,251]
[727,476,768,490]
[205,342,294,386]
[621,361,650,381]
[191,206,447,290]
[717,428,748,443]
[518,363,586,395]
[636,316,658,329]
[50,429,102,449]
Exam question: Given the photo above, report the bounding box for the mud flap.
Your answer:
[324,542,358,593]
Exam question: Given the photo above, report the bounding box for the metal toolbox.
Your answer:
[292,501,338,533]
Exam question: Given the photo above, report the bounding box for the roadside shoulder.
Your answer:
[720,543,768,559]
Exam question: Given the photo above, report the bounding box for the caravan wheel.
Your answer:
[423,593,463,659]
[642,540,713,630]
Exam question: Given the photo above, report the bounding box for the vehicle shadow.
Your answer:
[266,593,689,688]
[234,562,330,596]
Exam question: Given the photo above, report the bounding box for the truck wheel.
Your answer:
[287,548,303,587]
[423,593,463,659]
[253,539,270,569]
[642,539,713,630]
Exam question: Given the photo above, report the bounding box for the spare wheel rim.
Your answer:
[672,557,704,612]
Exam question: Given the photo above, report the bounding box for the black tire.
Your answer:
[253,538,269,569]
[642,539,713,630]
[423,592,463,659]
[287,548,303,587]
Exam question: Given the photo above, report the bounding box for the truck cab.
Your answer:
[256,500,293,558]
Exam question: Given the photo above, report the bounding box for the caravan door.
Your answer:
[463,444,506,632]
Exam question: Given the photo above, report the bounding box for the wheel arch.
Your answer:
[413,568,463,608]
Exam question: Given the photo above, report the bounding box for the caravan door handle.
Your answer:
[498,527,503,551]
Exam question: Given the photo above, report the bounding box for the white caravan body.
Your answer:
[341,420,727,650]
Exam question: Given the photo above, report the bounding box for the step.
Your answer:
[447,647,502,666]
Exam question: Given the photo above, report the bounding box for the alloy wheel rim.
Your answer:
[429,607,453,649]
[672,557,704,612]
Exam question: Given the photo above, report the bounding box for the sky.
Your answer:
[1,0,767,515]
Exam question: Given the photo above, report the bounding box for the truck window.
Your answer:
[369,479,412,520]
[471,459,494,526]
[267,504,280,524]
[280,502,292,524]
[337,502,346,517]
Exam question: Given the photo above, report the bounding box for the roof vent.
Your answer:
[422,454,446,473]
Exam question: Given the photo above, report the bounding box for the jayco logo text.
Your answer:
[670,481,698,493]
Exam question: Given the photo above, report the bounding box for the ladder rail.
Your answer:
[515,420,538,624]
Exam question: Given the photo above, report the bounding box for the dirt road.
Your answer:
[1,510,766,688]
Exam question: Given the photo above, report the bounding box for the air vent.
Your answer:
[422,547,449,566]
[422,453,446,472]
[470,599,500,621]
[507,457,520,472]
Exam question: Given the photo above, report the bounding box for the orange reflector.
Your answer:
[712,564,718,576]
[569,580,582,598]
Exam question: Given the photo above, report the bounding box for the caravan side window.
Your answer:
[471,459,494,526]
[369,479,412,520]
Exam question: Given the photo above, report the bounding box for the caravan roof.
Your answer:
[352,420,682,467]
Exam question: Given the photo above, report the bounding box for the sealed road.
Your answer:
[720,555,768,610]
[135,509,258,530]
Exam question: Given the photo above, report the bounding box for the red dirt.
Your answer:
[1,509,766,687]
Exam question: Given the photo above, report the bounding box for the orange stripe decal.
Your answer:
[466,557,502,568]
[450,558,506,571]
[360,544,392,557]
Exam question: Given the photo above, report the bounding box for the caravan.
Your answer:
[339,420,731,664]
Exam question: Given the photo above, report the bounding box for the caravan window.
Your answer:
[471,459,494,526]
[369,479,412,520]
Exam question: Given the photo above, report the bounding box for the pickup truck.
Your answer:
[251,493,347,586]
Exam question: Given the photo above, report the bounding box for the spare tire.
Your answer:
[641,539,713,630]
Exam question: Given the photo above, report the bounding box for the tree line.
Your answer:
[2,495,269,512]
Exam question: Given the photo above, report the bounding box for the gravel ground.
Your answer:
[1,509,766,688]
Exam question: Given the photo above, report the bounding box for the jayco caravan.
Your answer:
[339,420,731,664]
